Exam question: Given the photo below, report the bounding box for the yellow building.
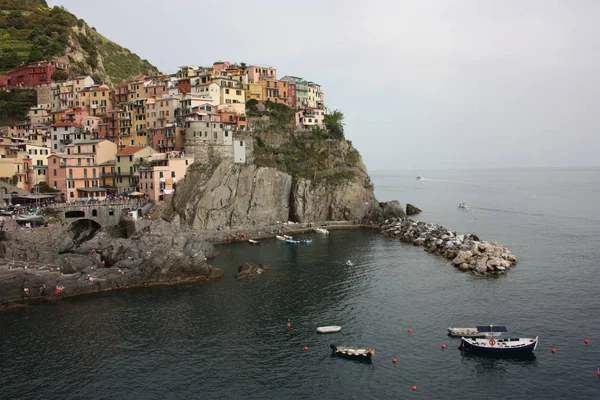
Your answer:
[79,85,113,117]
[115,146,156,193]
[246,83,264,101]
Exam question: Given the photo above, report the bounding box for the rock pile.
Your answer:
[380,218,517,275]
[235,263,271,280]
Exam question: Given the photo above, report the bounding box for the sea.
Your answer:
[1,167,599,399]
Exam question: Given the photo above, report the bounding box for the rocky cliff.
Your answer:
[170,134,398,229]
[0,218,222,307]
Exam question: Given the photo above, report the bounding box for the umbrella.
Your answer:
[129,191,145,197]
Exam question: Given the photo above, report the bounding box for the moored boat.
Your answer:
[459,336,539,354]
[300,238,312,244]
[15,214,46,226]
[248,239,260,244]
[285,239,300,244]
[275,235,286,240]
[448,325,507,338]
[314,227,329,234]
[330,344,375,361]
[316,326,341,333]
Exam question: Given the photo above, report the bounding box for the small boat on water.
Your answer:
[248,239,260,244]
[415,176,424,181]
[459,336,539,354]
[331,344,375,361]
[285,239,300,244]
[345,260,354,266]
[316,326,341,334]
[314,227,329,234]
[458,202,467,209]
[300,239,312,244]
[448,325,507,338]
[276,235,286,240]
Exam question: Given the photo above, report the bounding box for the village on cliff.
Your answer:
[0,60,326,203]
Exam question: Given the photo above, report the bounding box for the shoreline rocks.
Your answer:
[235,263,271,280]
[379,218,517,276]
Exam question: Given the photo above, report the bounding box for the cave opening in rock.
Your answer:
[70,219,102,247]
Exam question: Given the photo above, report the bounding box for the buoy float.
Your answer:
[551,348,557,354]
[408,328,413,333]
[411,385,417,391]
[441,343,446,349]
[597,368,600,377]
[392,358,397,363]
[584,338,590,344]
[286,323,291,328]
[303,346,309,351]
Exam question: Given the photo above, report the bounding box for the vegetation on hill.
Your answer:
[248,100,362,185]
[0,0,160,83]
[0,88,35,123]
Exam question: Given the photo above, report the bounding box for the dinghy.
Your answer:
[316,326,341,333]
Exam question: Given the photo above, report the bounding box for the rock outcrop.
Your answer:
[406,203,422,216]
[380,218,517,276]
[170,160,389,229]
[235,263,271,280]
[0,219,222,307]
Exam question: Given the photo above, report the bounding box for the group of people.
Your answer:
[23,284,64,298]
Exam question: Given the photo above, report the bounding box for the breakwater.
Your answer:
[379,218,517,275]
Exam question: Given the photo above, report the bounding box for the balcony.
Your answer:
[60,139,72,145]
[100,171,116,177]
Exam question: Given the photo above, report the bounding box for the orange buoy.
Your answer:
[392,358,397,363]
[584,338,590,344]
[408,328,413,333]
[551,348,557,353]
[411,385,417,391]
[441,343,446,349]
[303,346,309,351]
[286,323,291,328]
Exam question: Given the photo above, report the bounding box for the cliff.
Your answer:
[169,130,402,229]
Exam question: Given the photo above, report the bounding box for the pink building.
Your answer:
[138,153,194,202]
[295,108,325,130]
[82,116,101,135]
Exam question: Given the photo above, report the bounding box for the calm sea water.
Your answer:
[1,168,600,399]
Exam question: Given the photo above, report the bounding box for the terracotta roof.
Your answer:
[117,146,148,155]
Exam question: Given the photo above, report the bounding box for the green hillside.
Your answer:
[0,0,160,83]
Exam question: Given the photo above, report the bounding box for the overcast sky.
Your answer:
[50,0,600,171]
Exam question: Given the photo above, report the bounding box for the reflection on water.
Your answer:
[460,350,538,375]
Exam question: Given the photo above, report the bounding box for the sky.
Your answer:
[50,0,600,171]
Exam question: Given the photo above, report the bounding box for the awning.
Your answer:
[129,191,145,196]
[76,188,108,193]
[13,194,57,200]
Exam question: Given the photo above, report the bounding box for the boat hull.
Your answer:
[317,326,341,333]
[330,344,374,362]
[460,337,538,354]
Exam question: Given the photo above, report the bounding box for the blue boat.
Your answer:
[285,239,300,244]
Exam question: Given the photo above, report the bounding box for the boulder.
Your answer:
[452,250,473,266]
[405,203,422,216]
[379,201,407,220]
[235,263,271,280]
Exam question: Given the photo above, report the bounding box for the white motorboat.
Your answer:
[248,239,260,244]
[275,235,286,240]
[314,227,329,234]
[458,202,467,209]
[345,260,354,266]
[415,176,424,181]
[317,326,341,333]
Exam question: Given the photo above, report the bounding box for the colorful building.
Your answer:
[0,61,69,89]
[115,146,155,193]
[138,152,193,202]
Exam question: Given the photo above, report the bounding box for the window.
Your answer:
[225,89,230,94]
[53,158,57,164]
[53,169,57,176]
[171,171,175,178]
[159,171,163,178]
[240,141,244,146]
